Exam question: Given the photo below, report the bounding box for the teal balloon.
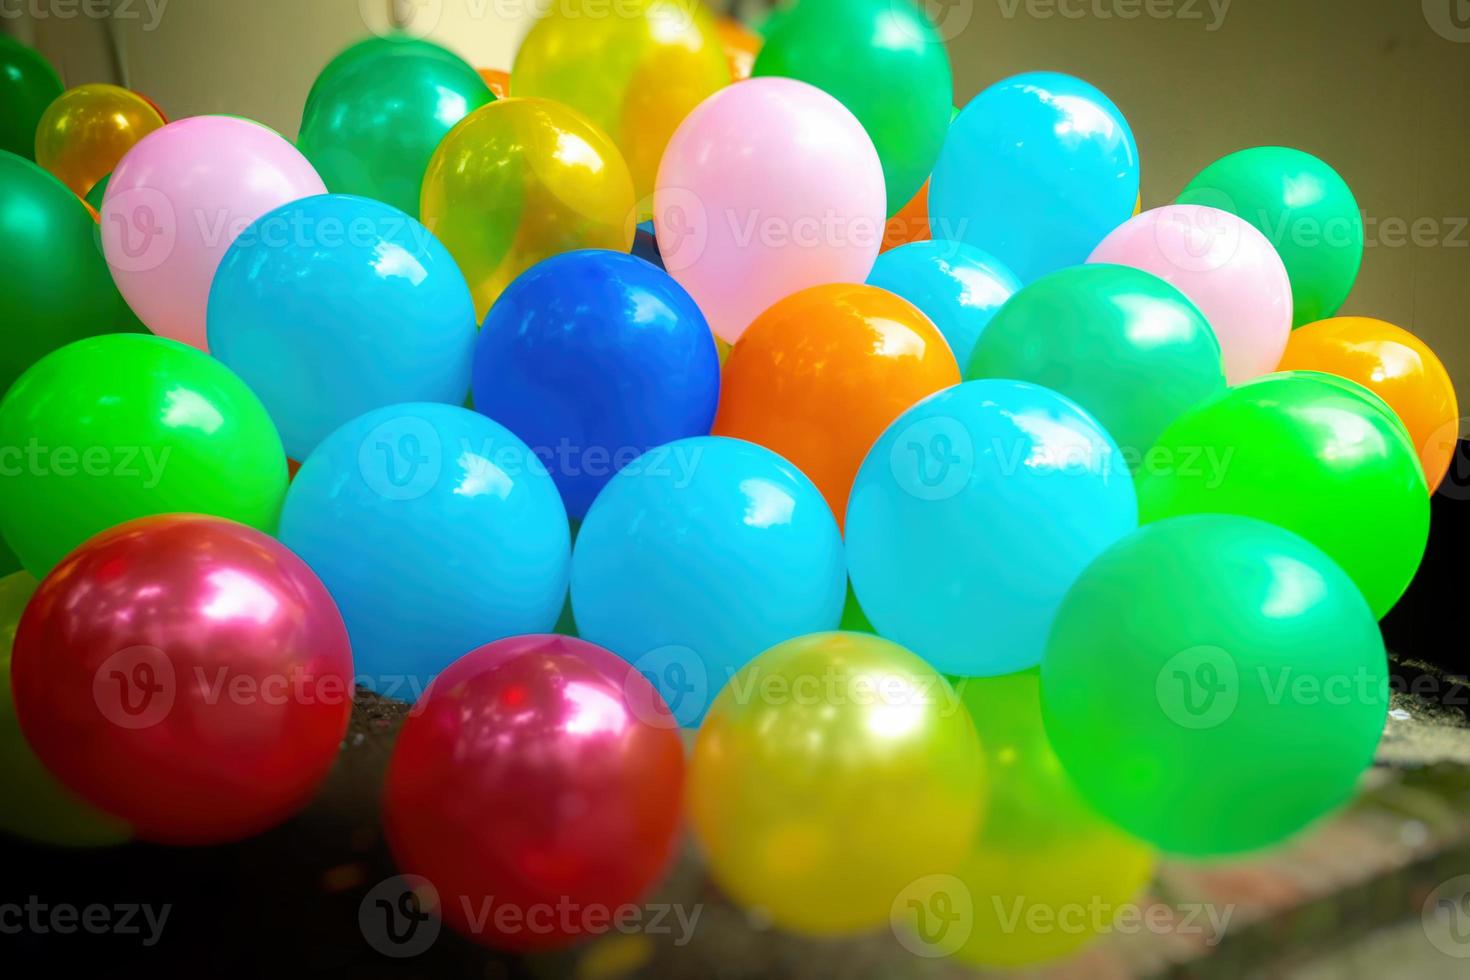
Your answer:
[867,240,1020,368]
[0,36,62,161]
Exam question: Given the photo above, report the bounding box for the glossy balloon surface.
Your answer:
[0,35,62,160]
[867,240,1020,368]
[35,83,165,199]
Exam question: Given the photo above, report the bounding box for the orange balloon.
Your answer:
[477,67,510,99]
[713,284,960,526]
[1278,316,1459,491]
[716,18,761,82]
[881,177,931,252]
[34,83,165,199]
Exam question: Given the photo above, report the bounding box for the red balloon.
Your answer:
[382,635,684,951]
[12,514,353,845]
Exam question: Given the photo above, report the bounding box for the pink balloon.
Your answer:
[654,78,886,344]
[101,116,326,351]
[1088,204,1292,384]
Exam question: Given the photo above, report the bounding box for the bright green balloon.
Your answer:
[84,170,110,213]
[0,36,62,161]
[839,580,875,633]
[753,0,953,216]
[964,264,1226,460]
[1041,515,1388,857]
[0,538,17,577]
[1136,371,1427,618]
[298,35,494,217]
[1178,146,1362,327]
[0,334,289,575]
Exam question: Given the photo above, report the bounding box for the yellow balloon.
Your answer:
[34,83,165,199]
[688,631,984,937]
[420,97,636,318]
[512,0,729,202]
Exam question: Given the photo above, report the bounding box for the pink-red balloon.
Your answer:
[11,514,353,845]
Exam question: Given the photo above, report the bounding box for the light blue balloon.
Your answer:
[845,380,1137,676]
[867,241,1021,367]
[929,72,1138,284]
[571,436,845,726]
[279,402,570,699]
[208,193,476,461]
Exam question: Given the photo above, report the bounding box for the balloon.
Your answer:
[1278,316,1459,491]
[0,152,131,396]
[83,170,110,214]
[1088,204,1293,384]
[712,283,959,524]
[476,67,510,98]
[34,83,165,199]
[1136,371,1428,618]
[512,0,728,202]
[0,333,288,575]
[571,436,845,726]
[867,240,1021,368]
[0,571,130,847]
[654,77,886,344]
[11,514,353,845]
[846,380,1137,676]
[383,635,684,950]
[965,264,1226,459]
[471,250,720,518]
[631,219,665,270]
[298,36,493,218]
[279,403,569,698]
[882,178,932,252]
[420,98,635,319]
[101,115,327,350]
[208,194,477,461]
[0,35,62,160]
[716,17,761,81]
[930,72,1138,283]
[1040,515,1388,856]
[753,0,952,216]
[1178,146,1362,327]
[688,631,984,936]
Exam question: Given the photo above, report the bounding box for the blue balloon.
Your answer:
[208,193,476,461]
[845,380,1137,676]
[279,402,570,698]
[929,72,1138,284]
[632,220,666,270]
[571,436,845,725]
[866,240,1021,368]
[472,249,720,518]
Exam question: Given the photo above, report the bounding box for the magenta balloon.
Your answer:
[100,116,326,351]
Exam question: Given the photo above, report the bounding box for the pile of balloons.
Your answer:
[0,0,1458,967]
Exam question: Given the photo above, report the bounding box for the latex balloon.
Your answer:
[753,0,952,216]
[882,178,932,252]
[1089,204,1293,384]
[280,403,569,698]
[572,436,845,727]
[1178,147,1362,327]
[717,16,761,81]
[34,83,165,199]
[0,571,130,847]
[712,283,959,524]
[12,514,353,845]
[654,77,886,344]
[208,194,477,461]
[930,72,1138,283]
[1278,316,1459,491]
[472,250,720,518]
[1136,371,1428,618]
[477,67,510,98]
[965,264,1226,460]
[383,635,684,951]
[0,152,131,396]
[1041,515,1388,856]
[688,631,984,936]
[846,380,1137,676]
[631,219,666,270]
[83,170,110,214]
[867,240,1020,368]
[101,115,327,350]
[0,334,288,575]
[298,36,493,218]
[420,98,635,319]
[512,0,728,201]
[0,35,62,160]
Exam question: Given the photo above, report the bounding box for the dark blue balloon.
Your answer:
[632,219,665,270]
[472,249,720,517]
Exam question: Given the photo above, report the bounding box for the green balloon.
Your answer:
[964,264,1226,461]
[0,334,289,575]
[0,537,18,577]
[298,35,494,218]
[1178,147,1362,327]
[839,579,875,633]
[753,0,953,216]
[0,36,62,161]
[1041,515,1388,857]
[84,170,110,213]
[1136,371,1427,618]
